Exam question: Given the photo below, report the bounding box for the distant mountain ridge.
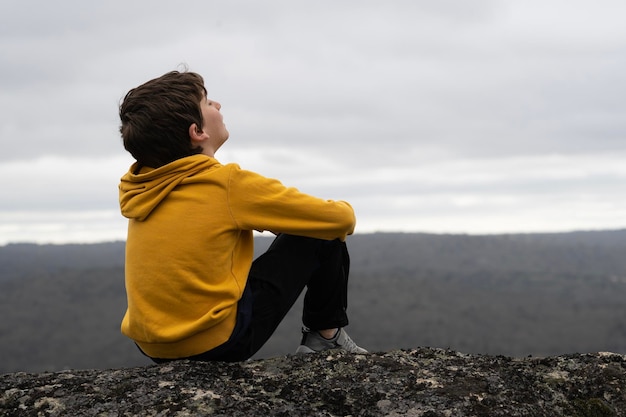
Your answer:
[5,228,626,277]
[2,230,626,373]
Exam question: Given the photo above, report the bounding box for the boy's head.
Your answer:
[119,71,207,168]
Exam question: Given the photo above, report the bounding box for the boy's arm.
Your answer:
[226,165,355,241]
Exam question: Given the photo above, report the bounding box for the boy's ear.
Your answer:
[189,123,207,143]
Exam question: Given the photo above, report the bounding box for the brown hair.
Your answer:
[119,71,207,168]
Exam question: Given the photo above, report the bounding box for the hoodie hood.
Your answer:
[119,155,217,221]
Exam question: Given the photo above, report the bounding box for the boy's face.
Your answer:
[199,96,229,153]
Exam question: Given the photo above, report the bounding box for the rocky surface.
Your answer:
[1,347,625,416]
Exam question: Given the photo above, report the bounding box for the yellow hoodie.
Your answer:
[119,154,355,358]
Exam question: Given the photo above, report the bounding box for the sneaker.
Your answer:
[295,327,368,354]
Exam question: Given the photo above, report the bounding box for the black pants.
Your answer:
[150,234,350,363]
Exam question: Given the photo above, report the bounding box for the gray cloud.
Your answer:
[1,0,626,243]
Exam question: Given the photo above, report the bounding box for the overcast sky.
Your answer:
[1,0,625,245]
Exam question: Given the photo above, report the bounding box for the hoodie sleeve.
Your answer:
[225,164,355,241]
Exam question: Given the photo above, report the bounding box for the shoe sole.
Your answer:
[295,345,316,354]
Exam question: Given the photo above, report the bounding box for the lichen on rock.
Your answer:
[2,347,625,416]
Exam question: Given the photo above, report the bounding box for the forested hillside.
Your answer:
[1,231,626,373]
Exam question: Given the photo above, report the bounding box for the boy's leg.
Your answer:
[295,239,366,354]
[301,236,349,331]
[246,235,350,354]
[198,234,350,361]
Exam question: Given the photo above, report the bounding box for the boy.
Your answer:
[118,70,366,362]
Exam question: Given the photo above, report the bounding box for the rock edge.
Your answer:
[2,347,625,416]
